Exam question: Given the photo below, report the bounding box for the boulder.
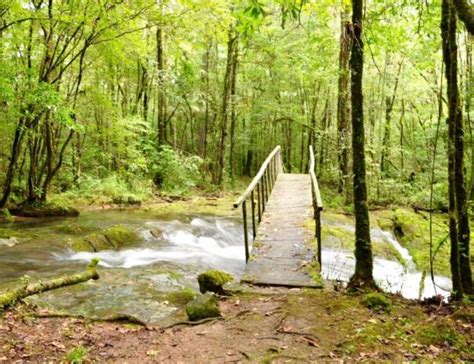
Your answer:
[185,292,220,321]
[197,269,233,295]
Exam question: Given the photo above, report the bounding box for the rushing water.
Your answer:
[321,219,452,300]
[0,211,246,323]
[0,210,452,323]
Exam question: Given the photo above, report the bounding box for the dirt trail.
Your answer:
[1,288,472,363]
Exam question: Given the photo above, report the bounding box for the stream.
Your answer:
[0,211,451,323]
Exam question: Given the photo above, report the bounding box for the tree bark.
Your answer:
[349,0,375,288]
[452,0,474,35]
[0,259,99,309]
[337,7,351,194]
[229,40,239,181]
[441,0,472,298]
[156,25,167,145]
[216,27,237,186]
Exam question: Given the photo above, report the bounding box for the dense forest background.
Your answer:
[0,0,472,211]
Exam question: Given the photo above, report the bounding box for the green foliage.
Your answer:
[1,209,14,223]
[65,345,88,364]
[151,146,203,194]
[362,292,392,313]
[54,174,153,206]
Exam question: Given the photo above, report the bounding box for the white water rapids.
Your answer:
[321,222,452,300]
[52,215,452,300]
[55,217,246,276]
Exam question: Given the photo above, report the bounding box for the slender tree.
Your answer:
[349,0,376,289]
[336,5,351,195]
[441,0,473,298]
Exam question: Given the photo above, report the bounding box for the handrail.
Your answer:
[233,145,282,261]
[233,146,281,208]
[309,145,323,270]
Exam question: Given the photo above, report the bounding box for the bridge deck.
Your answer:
[241,173,322,288]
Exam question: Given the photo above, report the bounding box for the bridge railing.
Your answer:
[233,145,282,261]
[309,145,323,269]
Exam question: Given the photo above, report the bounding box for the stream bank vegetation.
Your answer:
[0,0,473,360]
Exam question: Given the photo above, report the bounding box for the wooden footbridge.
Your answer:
[233,146,323,288]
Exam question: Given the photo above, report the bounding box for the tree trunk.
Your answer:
[442,0,473,297]
[337,7,351,194]
[349,0,375,289]
[0,118,26,208]
[156,25,167,145]
[452,0,474,35]
[229,40,239,181]
[216,27,237,186]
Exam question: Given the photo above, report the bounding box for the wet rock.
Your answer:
[149,228,162,239]
[185,292,220,321]
[69,225,140,252]
[362,292,392,313]
[197,269,233,295]
[0,237,19,247]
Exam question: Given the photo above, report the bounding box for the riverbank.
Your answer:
[0,288,472,362]
[0,191,471,361]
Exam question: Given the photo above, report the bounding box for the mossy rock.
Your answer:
[362,292,392,313]
[166,287,197,305]
[197,269,233,295]
[10,204,79,218]
[69,225,140,252]
[112,195,142,206]
[54,224,96,235]
[185,292,220,321]
[103,225,140,248]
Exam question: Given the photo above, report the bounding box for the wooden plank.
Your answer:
[241,173,322,288]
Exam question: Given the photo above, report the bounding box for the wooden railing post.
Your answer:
[242,199,250,262]
[251,190,256,239]
[232,146,282,261]
[315,208,322,268]
[308,145,323,271]
[257,182,262,222]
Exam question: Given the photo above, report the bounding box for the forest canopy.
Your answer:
[1,0,470,208]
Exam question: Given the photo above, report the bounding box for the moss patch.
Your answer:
[10,204,79,218]
[362,292,392,313]
[145,194,239,218]
[68,225,140,252]
[373,208,454,276]
[166,287,197,305]
[185,292,220,321]
[321,222,402,263]
[198,269,233,295]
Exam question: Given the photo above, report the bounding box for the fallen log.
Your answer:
[0,259,100,309]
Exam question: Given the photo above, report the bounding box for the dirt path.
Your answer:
[0,288,472,362]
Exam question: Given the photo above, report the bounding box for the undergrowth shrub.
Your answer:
[151,145,203,194]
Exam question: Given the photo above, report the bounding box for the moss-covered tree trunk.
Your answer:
[349,0,375,288]
[0,260,99,309]
[441,0,473,298]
